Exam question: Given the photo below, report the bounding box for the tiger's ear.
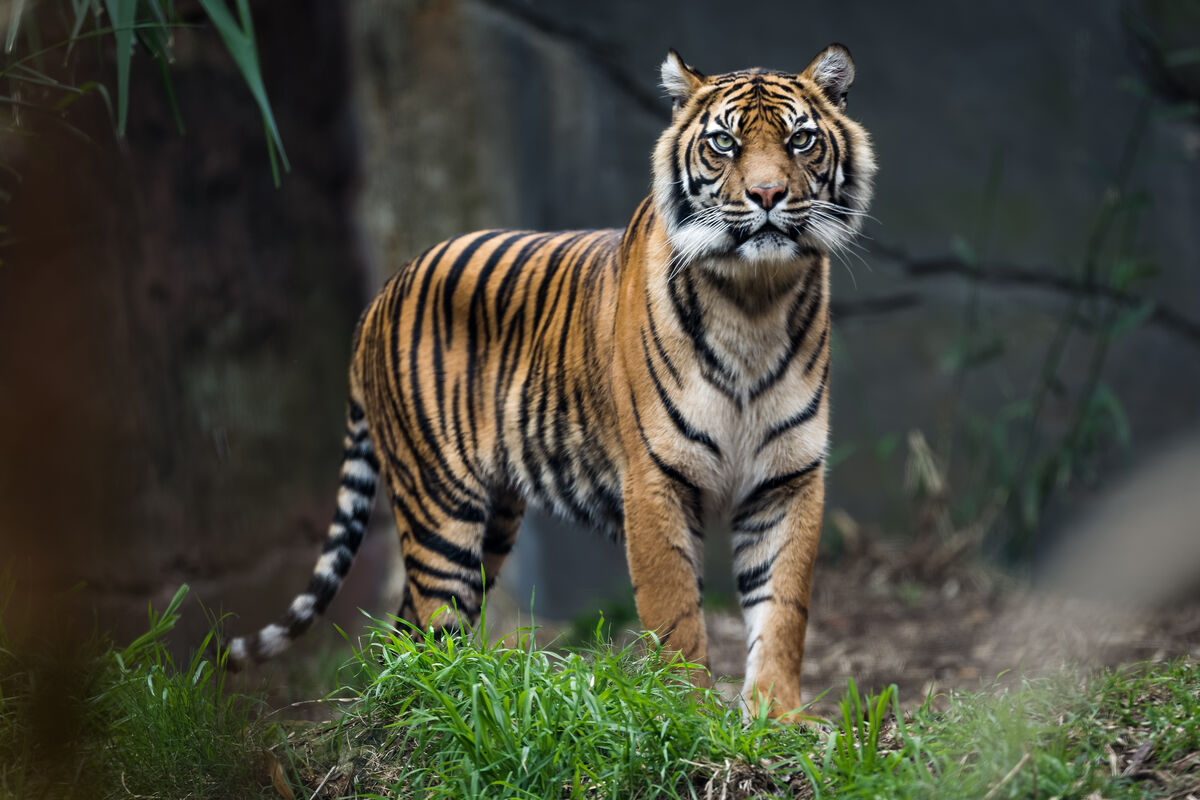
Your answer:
[661,49,705,113]
[802,43,856,109]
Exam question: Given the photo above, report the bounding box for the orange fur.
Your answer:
[228,45,876,719]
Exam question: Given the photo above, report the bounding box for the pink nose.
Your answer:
[747,183,787,210]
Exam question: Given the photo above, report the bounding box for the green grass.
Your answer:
[3,591,1197,799]
[304,609,818,798]
[0,585,276,799]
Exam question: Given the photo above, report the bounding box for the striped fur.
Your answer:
[227,44,876,719]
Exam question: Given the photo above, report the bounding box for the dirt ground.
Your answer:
[701,532,1200,718]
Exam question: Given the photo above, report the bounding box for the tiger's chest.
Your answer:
[663,357,830,521]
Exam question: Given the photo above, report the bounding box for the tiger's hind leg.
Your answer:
[481,487,525,588]
[389,481,525,635]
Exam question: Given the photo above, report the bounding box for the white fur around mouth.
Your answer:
[735,228,801,262]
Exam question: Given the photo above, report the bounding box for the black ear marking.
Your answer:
[802,43,856,109]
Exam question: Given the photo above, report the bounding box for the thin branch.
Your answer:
[831,293,921,319]
[873,242,1200,347]
[477,0,667,120]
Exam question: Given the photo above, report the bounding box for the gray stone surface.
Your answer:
[6,0,1195,647]
[348,0,1200,615]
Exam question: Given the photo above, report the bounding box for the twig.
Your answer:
[478,0,665,119]
[1124,738,1155,775]
[873,242,1200,348]
[264,697,359,718]
[308,764,337,800]
[982,751,1031,800]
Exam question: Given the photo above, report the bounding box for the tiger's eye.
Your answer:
[710,132,736,153]
[790,130,815,151]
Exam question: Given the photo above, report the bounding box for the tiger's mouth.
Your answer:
[731,222,797,247]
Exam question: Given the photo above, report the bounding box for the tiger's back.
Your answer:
[354,228,628,543]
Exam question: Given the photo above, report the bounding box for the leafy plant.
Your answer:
[1,0,287,182]
[322,604,818,798]
[915,81,1192,560]
[0,583,277,799]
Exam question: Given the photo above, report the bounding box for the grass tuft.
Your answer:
[307,607,818,798]
[0,584,275,799]
[4,584,1197,799]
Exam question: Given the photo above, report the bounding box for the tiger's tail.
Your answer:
[225,395,379,670]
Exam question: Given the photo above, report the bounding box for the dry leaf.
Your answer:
[265,749,294,800]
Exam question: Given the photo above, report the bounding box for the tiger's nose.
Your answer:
[746,183,787,210]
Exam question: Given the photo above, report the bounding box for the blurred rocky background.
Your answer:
[1,0,1197,659]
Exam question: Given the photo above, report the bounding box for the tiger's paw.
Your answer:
[745,670,808,723]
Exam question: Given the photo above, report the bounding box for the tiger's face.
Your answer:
[652,45,876,271]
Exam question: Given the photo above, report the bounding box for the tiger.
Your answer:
[227,43,876,719]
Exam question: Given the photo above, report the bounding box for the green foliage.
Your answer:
[826,679,902,778]
[98,586,268,798]
[918,85,1192,559]
[6,585,1196,798]
[803,660,1200,800]
[563,592,639,646]
[1,0,287,182]
[329,608,817,798]
[0,584,274,799]
[290,608,1200,799]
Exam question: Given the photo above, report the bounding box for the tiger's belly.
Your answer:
[497,372,626,537]
[494,333,827,539]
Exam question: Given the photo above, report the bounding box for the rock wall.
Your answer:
[4,0,1195,646]
[0,1,374,648]
[348,0,1200,613]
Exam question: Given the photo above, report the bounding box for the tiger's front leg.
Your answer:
[733,465,824,720]
[621,458,710,683]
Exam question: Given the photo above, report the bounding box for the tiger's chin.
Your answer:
[665,221,805,269]
[734,229,803,263]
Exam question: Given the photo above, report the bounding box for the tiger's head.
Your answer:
[652,44,876,272]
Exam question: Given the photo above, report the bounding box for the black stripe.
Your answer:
[304,572,341,615]
[322,529,362,557]
[629,391,703,533]
[640,334,720,457]
[756,361,829,454]
[803,327,828,375]
[441,231,509,347]
[392,498,483,572]
[740,594,771,610]
[340,472,376,494]
[748,263,823,401]
[465,232,526,452]
[332,507,367,533]
[668,270,740,401]
[393,237,487,516]
[643,290,682,386]
[408,576,479,616]
[732,511,786,535]
[404,554,483,591]
[735,459,823,521]
[737,553,778,596]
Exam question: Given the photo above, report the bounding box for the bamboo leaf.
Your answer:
[4,0,28,56]
[103,0,136,134]
[67,0,97,59]
[196,0,289,178]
